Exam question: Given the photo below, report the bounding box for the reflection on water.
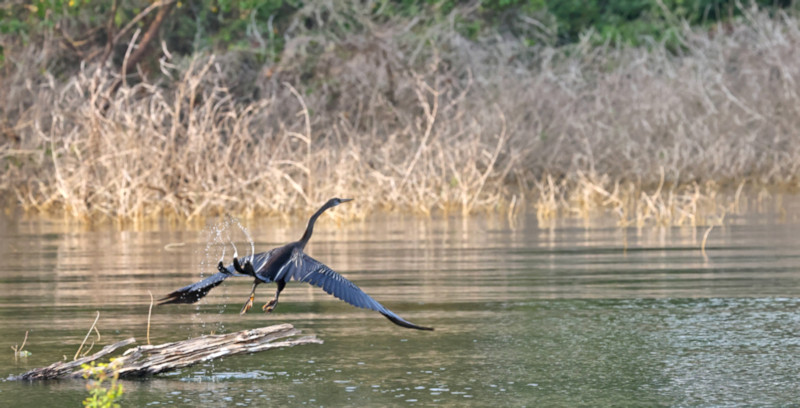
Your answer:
[2,208,800,406]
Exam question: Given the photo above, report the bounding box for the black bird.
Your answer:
[159,198,433,331]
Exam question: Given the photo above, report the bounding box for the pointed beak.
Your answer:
[340,198,353,203]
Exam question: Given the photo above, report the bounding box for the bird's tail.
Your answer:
[381,311,434,331]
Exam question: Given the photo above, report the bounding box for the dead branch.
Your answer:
[104,0,176,102]
[122,0,175,77]
[11,324,322,381]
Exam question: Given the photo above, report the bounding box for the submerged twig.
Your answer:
[701,225,714,260]
[74,311,101,361]
[147,291,154,345]
[11,331,30,359]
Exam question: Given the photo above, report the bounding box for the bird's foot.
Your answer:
[262,299,277,313]
[240,295,254,315]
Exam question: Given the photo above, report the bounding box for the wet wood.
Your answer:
[13,338,137,381]
[12,324,321,381]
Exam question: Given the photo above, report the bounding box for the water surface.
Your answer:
[2,209,800,406]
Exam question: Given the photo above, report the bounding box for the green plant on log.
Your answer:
[81,360,124,408]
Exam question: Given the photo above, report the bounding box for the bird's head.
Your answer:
[327,197,353,208]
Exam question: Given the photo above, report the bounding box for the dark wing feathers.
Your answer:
[158,249,277,305]
[159,247,433,331]
[290,254,433,331]
[157,271,234,305]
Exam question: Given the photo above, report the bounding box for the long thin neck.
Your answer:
[299,202,333,247]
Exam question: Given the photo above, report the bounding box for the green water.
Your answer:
[2,211,800,406]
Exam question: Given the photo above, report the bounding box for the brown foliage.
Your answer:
[1,6,798,224]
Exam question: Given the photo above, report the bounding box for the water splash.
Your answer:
[240,223,256,262]
[225,214,255,262]
[201,215,258,276]
[194,216,257,335]
[226,226,239,260]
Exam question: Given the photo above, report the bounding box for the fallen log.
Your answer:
[12,338,137,381]
[12,323,321,381]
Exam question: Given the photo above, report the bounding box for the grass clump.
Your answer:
[1,3,799,225]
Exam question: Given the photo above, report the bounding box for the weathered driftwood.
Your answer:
[13,338,137,381]
[12,323,321,381]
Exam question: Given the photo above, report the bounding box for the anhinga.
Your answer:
[159,198,433,331]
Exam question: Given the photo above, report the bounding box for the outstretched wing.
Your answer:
[289,254,433,331]
[158,271,239,305]
[158,249,276,305]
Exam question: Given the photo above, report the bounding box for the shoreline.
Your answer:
[1,180,792,228]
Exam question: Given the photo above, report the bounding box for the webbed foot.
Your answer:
[262,298,278,313]
[240,294,254,315]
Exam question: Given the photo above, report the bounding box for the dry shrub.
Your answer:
[1,4,799,224]
[534,171,739,227]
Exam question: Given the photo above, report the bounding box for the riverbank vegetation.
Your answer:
[1,1,798,225]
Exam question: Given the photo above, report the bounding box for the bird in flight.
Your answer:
[159,198,433,331]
